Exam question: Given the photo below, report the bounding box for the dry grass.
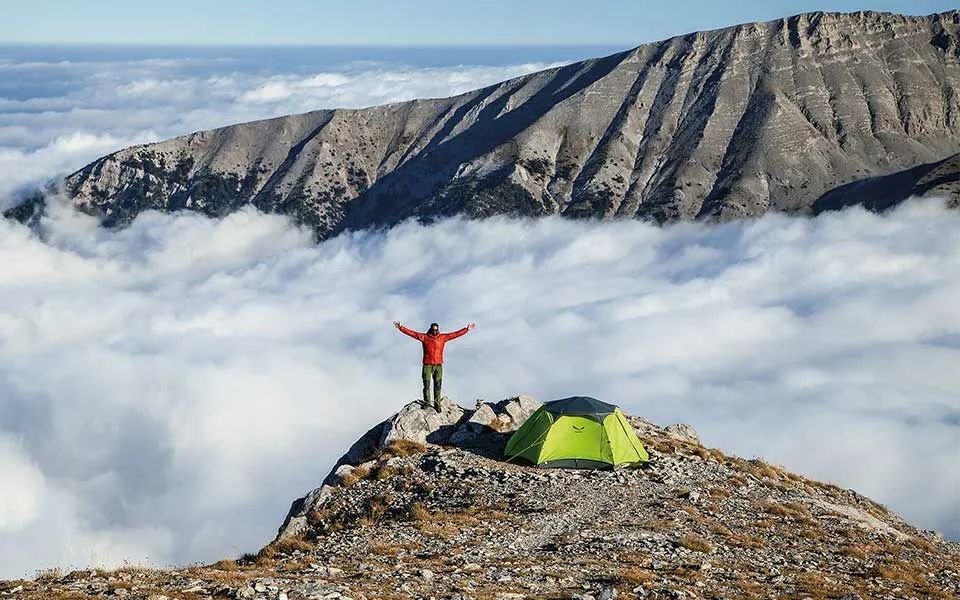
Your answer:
[376,439,427,459]
[350,464,371,480]
[34,569,63,582]
[408,502,431,521]
[906,536,938,554]
[761,500,817,527]
[678,534,713,553]
[618,567,655,586]
[733,575,767,600]
[358,493,394,526]
[207,559,238,570]
[752,517,776,529]
[487,416,513,432]
[370,464,397,480]
[868,560,954,599]
[792,570,847,599]
[709,522,764,548]
[258,536,313,561]
[638,519,671,532]
[840,544,872,559]
[707,486,732,499]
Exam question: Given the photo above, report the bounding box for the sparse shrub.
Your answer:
[370,464,396,480]
[840,544,870,559]
[707,487,732,500]
[34,568,62,582]
[209,559,238,571]
[678,534,712,553]
[906,536,937,553]
[258,536,313,561]
[358,493,395,526]
[618,566,655,586]
[408,502,431,521]
[378,439,427,459]
[350,464,372,480]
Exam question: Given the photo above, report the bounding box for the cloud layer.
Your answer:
[1,45,958,579]
[0,51,564,208]
[1,199,959,578]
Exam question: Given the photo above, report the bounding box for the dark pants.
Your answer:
[422,364,443,408]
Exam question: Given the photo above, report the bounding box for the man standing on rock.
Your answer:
[394,321,475,411]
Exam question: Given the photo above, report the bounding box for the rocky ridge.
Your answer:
[3,395,957,600]
[9,10,960,237]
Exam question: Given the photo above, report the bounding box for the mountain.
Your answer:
[6,10,957,238]
[5,396,957,599]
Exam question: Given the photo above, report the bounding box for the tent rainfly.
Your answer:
[503,396,649,469]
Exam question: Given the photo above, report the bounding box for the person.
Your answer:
[394,320,476,411]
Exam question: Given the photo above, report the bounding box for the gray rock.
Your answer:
[36,10,960,237]
[664,424,701,446]
[492,395,541,432]
[379,397,466,446]
[597,588,618,600]
[235,586,256,600]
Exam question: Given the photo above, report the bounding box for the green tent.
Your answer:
[504,396,649,468]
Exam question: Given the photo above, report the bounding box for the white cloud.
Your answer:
[0,437,44,531]
[1,47,958,580]
[0,131,160,210]
[0,55,564,211]
[0,199,958,579]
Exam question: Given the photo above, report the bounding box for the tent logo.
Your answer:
[571,425,585,433]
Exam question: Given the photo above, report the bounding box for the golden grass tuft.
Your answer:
[618,566,656,586]
[793,570,847,598]
[376,439,427,460]
[408,502,431,521]
[678,534,713,553]
[209,559,238,571]
[257,536,314,562]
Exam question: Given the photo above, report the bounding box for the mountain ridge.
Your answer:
[3,395,957,599]
[7,9,960,237]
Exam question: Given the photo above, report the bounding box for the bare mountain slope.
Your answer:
[41,11,960,236]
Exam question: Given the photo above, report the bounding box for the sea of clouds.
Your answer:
[1,46,959,579]
[0,46,575,210]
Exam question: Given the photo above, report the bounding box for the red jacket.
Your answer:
[398,325,469,365]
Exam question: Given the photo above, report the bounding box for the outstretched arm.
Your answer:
[444,323,476,341]
[394,321,425,341]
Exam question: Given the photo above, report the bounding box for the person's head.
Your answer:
[428,322,440,335]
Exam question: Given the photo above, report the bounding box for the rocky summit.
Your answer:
[4,396,957,600]
[8,10,960,237]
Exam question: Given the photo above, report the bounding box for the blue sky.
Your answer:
[4,0,957,46]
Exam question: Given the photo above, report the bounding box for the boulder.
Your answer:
[664,423,701,446]
[277,484,334,539]
[379,397,467,446]
[491,395,541,432]
[449,395,542,447]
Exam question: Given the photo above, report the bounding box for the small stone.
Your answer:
[597,587,617,600]
[236,587,256,600]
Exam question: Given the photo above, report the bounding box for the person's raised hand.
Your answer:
[467,323,476,331]
[393,321,401,329]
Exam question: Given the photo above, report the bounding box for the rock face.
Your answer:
[279,395,541,538]
[5,395,959,599]
[25,10,960,237]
